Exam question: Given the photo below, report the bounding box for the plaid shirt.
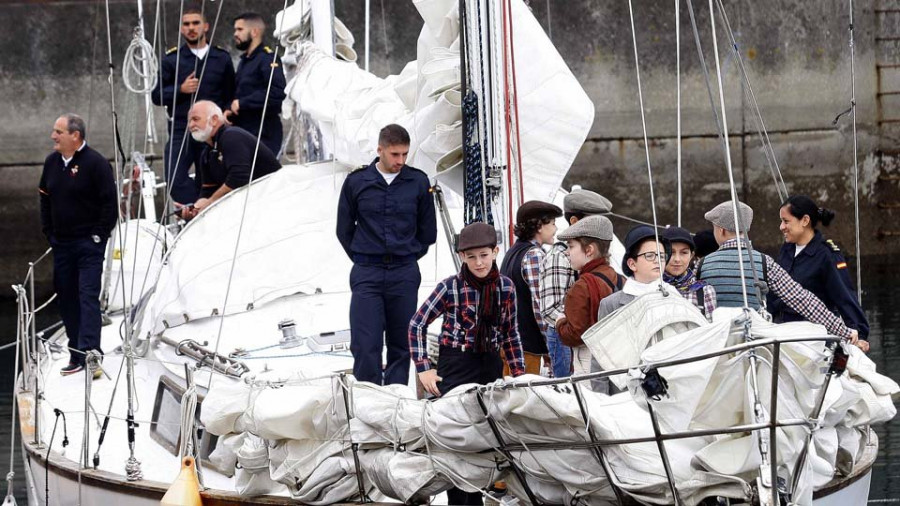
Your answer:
[521,241,550,337]
[539,242,577,327]
[720,239,852,338]
[686,284,718,320]
[408,273,526,375]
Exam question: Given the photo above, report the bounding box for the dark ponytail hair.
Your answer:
[781,195,836,228]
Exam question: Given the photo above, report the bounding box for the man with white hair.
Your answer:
[181,100,281,219]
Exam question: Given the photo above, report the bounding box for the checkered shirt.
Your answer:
[408,273,526,375]
[521,241,550,337]
[720,238,852,338]
[539,242,577,327]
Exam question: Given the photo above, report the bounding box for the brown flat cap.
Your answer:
[457,222,498,252]
[516,200,563,224]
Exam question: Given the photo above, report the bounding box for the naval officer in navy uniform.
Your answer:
[152,5,234,207]
[337,124,437,385]
[227,12,286,157]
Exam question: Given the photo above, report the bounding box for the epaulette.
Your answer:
[215,45,228,51]
[350,164,368,174]
[166,46,178,54]
[826,239,841,253]
[263,46,274,54]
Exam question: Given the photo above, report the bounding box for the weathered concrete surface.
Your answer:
[2,0,899,291]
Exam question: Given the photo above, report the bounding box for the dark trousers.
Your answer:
[436,345,503,395]
[438,345,502,506]
[349,262,420,385]
[164,122,201,205]
[52,237,106,366]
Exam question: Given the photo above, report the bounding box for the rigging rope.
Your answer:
[847,0,863,304]
[626,0,668,296]
[205,0,293,394]
[711,0,788,202]
[676,0,682,226]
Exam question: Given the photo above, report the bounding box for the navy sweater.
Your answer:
[39,145,118,240]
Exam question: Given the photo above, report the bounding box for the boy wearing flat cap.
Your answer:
[539,189,613,378]
[553,215,622,379]
[697,200,860,345]
[500,200,563,375]
[408,222,525,398]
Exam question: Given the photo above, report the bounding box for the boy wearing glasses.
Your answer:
[597,225,675,321]
[553,215,622,377]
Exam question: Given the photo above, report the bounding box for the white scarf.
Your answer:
[622,277,676,297]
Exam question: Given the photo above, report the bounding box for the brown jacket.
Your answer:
[556,257,622,347]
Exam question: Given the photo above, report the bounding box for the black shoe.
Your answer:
[60,363,84,376]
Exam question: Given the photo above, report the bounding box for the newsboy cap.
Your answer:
[704,200,753,232]
[456,222,498,252]
[516,200,563,224]
[563,189,613,215]
[557,215,614,242]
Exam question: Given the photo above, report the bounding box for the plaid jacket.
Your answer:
[539,242,577,327]
[408,273,526,375]
[719,238,852,338]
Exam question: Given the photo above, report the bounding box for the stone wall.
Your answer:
[2,0,898,291]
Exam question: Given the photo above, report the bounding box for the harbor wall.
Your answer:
[2,0,899,291]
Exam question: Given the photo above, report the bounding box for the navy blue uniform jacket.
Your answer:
[152,44,235,122]
[233,46,286,134]
[336,159,437,260]
[767,230,869,339]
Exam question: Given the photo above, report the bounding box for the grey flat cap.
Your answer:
[704,200,754,232]
[557,215,614,241]
[563,189,613,215]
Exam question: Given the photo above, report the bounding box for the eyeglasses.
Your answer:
[635,251,666,262]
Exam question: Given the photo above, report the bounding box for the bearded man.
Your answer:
[180,101,281,220]
[228,12,286,157]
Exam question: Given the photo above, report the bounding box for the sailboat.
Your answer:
[6,0,896,505]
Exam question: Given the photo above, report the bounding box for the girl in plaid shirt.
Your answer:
[662,226,718,320]
[408,223,526,400]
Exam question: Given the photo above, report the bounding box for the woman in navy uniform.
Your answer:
[768,195,869,351]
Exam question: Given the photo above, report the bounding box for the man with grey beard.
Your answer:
[181,100,281,220]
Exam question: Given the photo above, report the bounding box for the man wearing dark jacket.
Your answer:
[180,100,281,220]
[39,113,118,376]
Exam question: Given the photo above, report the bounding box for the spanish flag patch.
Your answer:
[836,261,848,269]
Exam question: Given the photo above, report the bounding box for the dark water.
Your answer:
[0,258,897,504]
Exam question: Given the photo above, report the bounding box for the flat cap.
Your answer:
[563,189,613,215]
[662,226,695,250]
[704,200,753,232]
[456,222,498,252]
[516,200,563,224]
[557,215,614,242]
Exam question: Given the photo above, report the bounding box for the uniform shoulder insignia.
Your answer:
[215,45,228,52]
[263,46,274,54]
[826,239,841,253]
[166,46,178,54]
[350,164,368,174]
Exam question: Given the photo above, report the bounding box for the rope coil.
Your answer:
[122,27,159,95]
